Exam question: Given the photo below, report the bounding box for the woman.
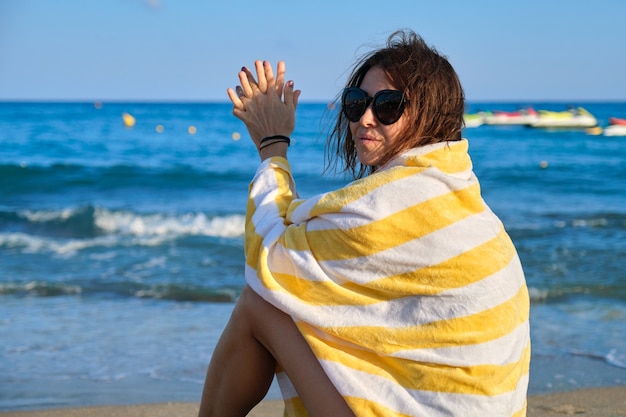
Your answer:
[198,30,530,417]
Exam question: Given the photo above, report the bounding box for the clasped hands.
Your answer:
[227,60,301,157]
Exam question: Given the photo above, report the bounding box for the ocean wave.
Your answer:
[94,208,245,238]
[0,206,245,255]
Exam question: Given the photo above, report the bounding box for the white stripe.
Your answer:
[323,360,529,417]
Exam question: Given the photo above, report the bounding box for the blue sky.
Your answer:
[1,0,625,102]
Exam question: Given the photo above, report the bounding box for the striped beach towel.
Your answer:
[245,139,530,417]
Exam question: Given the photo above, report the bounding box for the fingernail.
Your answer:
[287,81,294,88]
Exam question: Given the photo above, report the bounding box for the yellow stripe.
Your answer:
[245,196,262,269]
[302,328,531,395]
[405,140,472,175]
[299,183,484,259]
[302,285,529,351]
[273,165,296,217]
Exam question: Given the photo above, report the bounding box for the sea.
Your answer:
[1,101,625,411]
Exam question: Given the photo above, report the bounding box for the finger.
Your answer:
[238,69,254,97]
[275,61,286,97]
[244,64,261,92]
[262,60,275,90]
[254,60,268,93]
[293,89,301,109]
[235,85,247,99]
[283,80,292,105]
[284,80,301,109]
[227,87,244,110]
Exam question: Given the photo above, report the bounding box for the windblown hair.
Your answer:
[325,29,465,178]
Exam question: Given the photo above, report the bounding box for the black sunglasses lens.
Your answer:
[342,88,406,124]
[374,91,405,125]
[342,88,368,122]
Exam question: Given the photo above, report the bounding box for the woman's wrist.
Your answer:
[258,135,290,160]
[259,135,291,150]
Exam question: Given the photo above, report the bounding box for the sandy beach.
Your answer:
[2,386,625,417]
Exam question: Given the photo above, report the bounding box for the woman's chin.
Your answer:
[356,151,383,167]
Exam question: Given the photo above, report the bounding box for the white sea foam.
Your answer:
[14,206,246,238]
[0,232,123,256]
[2,208,246,255]
[606,349,626,369]
[22,208,76,222]
[94,208,245,238]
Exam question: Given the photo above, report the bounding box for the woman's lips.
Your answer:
[358,134,378,144]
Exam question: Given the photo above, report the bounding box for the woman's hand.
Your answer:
[227,60,301,157]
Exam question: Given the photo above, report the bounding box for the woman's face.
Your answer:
[350,66,408,166]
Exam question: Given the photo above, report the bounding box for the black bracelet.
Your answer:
[259,138,290,151]
[260,135,291,145]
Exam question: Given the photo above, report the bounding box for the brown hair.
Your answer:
[325,29,465,178]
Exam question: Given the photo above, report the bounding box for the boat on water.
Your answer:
[608,117,626,126]
[603,117,626,137]
[530,107,598,129]
[463,112,485,128]
[484,107,538,125]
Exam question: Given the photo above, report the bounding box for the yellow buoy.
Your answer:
[232,132,241,141]
[122,112,135,128]
[155,125,164,133]
[188,125,197,135]
[540,160,548,169]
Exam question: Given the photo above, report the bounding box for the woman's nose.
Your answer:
[359,103,377,125]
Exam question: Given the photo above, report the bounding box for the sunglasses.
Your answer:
[341,87,408,125]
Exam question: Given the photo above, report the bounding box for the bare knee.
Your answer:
[235,285,269,320]
[237,285,264,310]
[235,286,300,347]
[236,286,291,326]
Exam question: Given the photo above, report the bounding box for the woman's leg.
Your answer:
[197,286,354,417]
